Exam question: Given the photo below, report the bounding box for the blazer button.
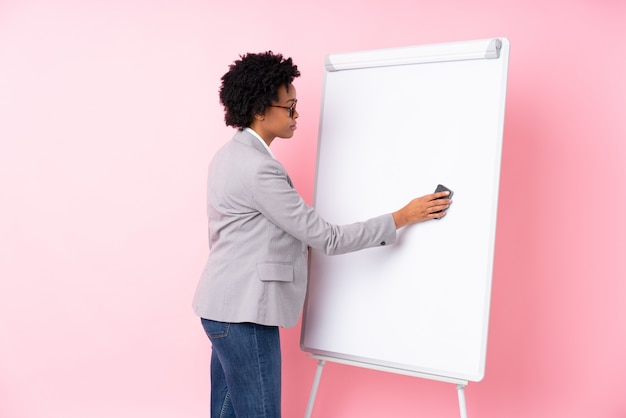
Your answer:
[380,241,386,246]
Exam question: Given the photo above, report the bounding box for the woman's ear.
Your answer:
[255,113,265,121]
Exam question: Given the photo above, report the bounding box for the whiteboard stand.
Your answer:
[304,355,469,418]
[301,37,510,418]
[457,384,468,418]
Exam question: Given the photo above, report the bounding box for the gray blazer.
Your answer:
[193,130,396,328]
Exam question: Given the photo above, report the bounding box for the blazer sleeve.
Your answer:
[249,157,396,255]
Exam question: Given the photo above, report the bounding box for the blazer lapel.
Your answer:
[233,130,294,187]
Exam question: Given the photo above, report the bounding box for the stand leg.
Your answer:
[304,359,326,418]
[456,384,468,418]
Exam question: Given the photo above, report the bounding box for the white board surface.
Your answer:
[300,38,510,382]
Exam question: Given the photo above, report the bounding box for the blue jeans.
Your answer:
[201,319,282,418]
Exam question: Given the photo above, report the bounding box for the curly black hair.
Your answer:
[219,51,301,129]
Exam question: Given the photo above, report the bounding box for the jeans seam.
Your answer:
[253,326,268,418]
[219,391,230,418]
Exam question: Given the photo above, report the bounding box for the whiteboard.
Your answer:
[300,38,509,383]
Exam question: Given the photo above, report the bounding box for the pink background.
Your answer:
[1,1,625,417]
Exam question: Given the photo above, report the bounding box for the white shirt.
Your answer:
[245,127,275,159]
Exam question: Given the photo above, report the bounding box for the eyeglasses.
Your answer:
[269,100,297,118]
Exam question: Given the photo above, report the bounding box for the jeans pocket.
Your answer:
[201,318,230,339]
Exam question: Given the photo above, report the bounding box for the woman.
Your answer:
[193,51,451,417]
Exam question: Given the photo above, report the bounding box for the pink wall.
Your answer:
[1,1,625,417]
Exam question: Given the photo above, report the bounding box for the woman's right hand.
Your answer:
[392,191,452,229]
